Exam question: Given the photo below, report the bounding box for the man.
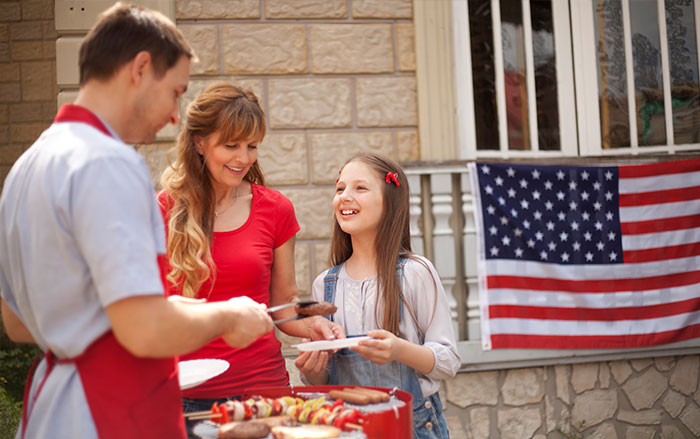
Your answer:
[0,3,273,438]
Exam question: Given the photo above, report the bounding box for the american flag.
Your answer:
[468,159,700,350]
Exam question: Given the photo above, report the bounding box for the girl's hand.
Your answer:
[294,339,330,384]
[350,329,403,365]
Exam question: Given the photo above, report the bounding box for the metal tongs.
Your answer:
[266,300,317,324]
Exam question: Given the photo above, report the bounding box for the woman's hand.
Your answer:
[294,340,330,385]
[350,329,403,365]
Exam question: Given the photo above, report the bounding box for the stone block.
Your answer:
[679,403,700,437]
[0,105,7,124]
[0,63,19,81]
[309,132,394,184]
[609,360,633,385]
[661,424,685,439]
[21,0,53,20]
[0,144,30,164]
[137,143,172,188]
[258,133,308,185]
[179,25,218,76]
[545,395,569,434]
[309,24,393,73]
[654,356,676,372]
[356,77,417,127]
[0,43,9,62]
[179,78,264,121]
[444,416,468,439]
[630,358,653,372]
[21,61,56,101]
[469,407,490,439]
[313,242,331,274]
[0,125,8,144]
[265,0,347,19]
[11,41,42,60]
[10,122,45,144]
[0,83,20,103]
[396,23,416,72]
[588,422,617,439]
[9,102,54,122]
[41,21,55,40]
[222,24,306,75]
[624,426,655,439]
[177,0,259,19]
[497,407,541,439]
[294,242,310,295]
[661,389,686,418]
[397,130,419,161]
[554,364,571,404]
[0,3,21,22]
[621,367,667,410]
[282,187,334,240]
[599,362,611,389]
[617,409,663,425]
[501,367,544,405]
[0,24,8,41]
[445,370,499,408]
[572,362,598,394]
[10,21,41,40]
[269,78,352,129]
[571,389,617,428]
[351,0,412,18]
[669,355,699,396]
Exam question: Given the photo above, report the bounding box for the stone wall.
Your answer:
[438,355,700,439]
[0,0,57,184]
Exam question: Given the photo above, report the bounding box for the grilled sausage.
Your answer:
[295,302,337,316]
[328,389,371,405]
[217,421,270,439]
[350,387,390,403]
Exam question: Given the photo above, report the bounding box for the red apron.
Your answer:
[21,105,186,439]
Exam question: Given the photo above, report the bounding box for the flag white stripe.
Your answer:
[487,284,697,308]
[618,170,700,193]
[619,199,700,222]
[489,310,700,336]
[621,228,700,250]
[483,256,700,281]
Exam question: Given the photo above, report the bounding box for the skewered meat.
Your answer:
[295,302,337,316]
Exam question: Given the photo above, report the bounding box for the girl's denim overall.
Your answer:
[323,261,450,439]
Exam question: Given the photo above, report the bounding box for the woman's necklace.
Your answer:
[214,187,239,217]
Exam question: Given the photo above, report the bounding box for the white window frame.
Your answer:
[452,0,578,159]
[572,0,700,155]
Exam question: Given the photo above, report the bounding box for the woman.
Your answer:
[158,82,342,436]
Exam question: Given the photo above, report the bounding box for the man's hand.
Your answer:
[220,296,274,348]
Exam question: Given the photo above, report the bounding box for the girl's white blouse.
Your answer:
[311,255,462,397]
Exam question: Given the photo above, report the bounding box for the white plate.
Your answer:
[292,336,372,352]
[178,359,229,390]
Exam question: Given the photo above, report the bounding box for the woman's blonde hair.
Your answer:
[160,82,266,297]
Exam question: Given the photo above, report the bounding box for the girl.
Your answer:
[296,153,461,439]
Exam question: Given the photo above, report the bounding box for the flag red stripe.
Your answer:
[621,213,700,234]
[487,270,700,292]
[488,297,700,321]
[623,242,700,263]
[618,158,700,178]
[490,323,700,349]
[619,185,700,207]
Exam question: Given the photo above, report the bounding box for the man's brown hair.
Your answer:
[79,2,195,85]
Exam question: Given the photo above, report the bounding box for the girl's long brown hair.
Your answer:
[160,82,265,297]
[330,153,417,336]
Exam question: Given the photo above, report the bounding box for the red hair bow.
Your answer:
[385,172,400,186]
